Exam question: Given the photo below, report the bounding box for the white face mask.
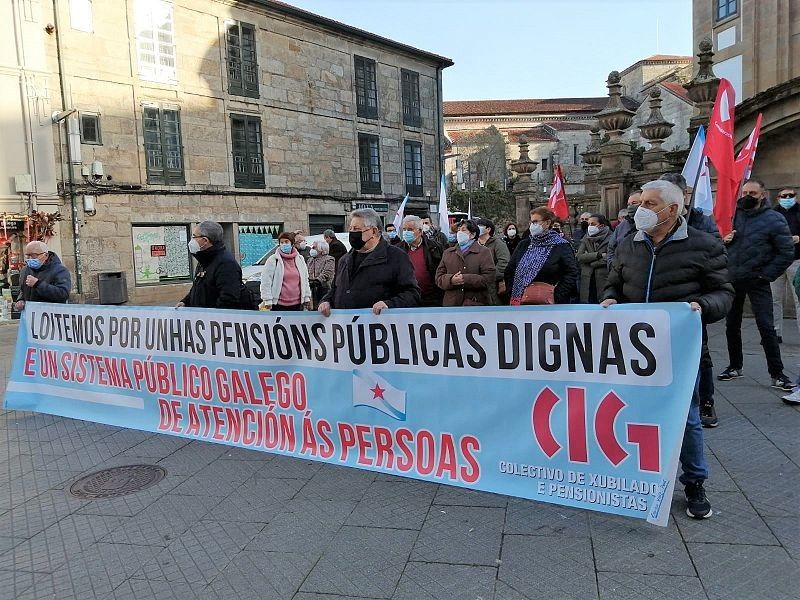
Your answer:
[587,225,601,237]
[422,223,431,233]
[507,228,517,237]
[309,248,318,258]
[478,225,486,236]
[456,231,471,245]
[633,205,670,232]
[529,223,545,237]
[187,239,202,254]
[297,241,307,250]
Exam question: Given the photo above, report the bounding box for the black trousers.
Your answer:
[272,303,303,312]
[725,280,784,377]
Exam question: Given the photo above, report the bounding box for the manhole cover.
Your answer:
[68,465,167,499]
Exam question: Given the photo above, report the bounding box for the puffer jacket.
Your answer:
[686,207,720,239]
[603,217,734,324]
[17,252,71,303]
[726,201,794,282]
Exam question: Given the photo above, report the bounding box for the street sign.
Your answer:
[353,202,388,213]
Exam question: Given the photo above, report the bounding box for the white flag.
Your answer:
[437,174,449,231]
[392,194,409,231]
[694,156,714,215]
[352,369,407,421]
[681,126,706,195]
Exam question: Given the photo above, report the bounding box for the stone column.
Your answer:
[684,38,720,144]
[639,88,674,173]
[510,135,538,227]
[596,71,635,217]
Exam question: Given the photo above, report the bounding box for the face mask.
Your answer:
[741,194,760,210]
[187,239,202,254]
[529,223,545,237]
[587,225,600,237]
[400,230,414,243]
[456,231,471,245]
[779,198,797,210]
[280,243,293,254]
[580,221,589,231]
[349,230,369,250]
[507,228,516,238]
[387,231,397,239]
[309,249,318,258]
[422,224,431,233]
[296,241,307,250]
[25,258,42,270]
[478,225,486,236]
[626,207,639,223]
[633,205,670,232]
[447,233,457,242]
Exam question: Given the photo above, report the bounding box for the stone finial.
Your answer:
[639,86,674,150]
[650,88,662,99]
[581,126,602,167]
[607,71,621,84]
[699,37,713,52]
[511,135,538,181]
[684,36,721,141]
[596,71,635,138]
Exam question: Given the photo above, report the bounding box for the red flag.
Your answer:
[548,165,569,220]
[703,79,736,237]
[733,112,762,190]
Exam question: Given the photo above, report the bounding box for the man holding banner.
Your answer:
[602,180,734,519]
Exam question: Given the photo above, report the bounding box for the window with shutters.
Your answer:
[401,70,421,127]
[358,134,381,194]
[231,114,265,189]
[404,141,423,197]
[354,56,378,119]
[80,113,102,145]
[715,0,737,21]
[226,21,259,98]
[143,106,184,185]
[136,0,177,84]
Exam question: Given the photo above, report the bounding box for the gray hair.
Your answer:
[350,208,382,231]
[641,180,683,206]
[315,240,330,255]
[323,229,335,239]
[196,220,224,243]
[402,215,423,231]
[25,240,48,254]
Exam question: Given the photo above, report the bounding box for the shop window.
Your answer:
[132,224,192,285]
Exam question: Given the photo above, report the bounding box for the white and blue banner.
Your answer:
[4,303,701,526]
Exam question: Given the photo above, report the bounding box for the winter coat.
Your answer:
[307,254,335,288]
[607,218,633,267]
[260,251,312,306]
[504,237,579,304]
[435,242,496,306]
[322,239,420,309]
[503,234,521,257]
[576,227,612,303]
[16,252,71,303]
[328,238,348,266]
[726,201,794,283]
[483,235,511,305]
[603,217,734,324]
[399,236,444,307]
[180,243,244,309]
[686,207,720,239]
[774,203,800,260]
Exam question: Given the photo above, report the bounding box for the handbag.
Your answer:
[520,281,555,305]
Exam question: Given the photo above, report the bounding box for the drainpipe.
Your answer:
[435,65,444,189]
[14,5,38,211]
[52,0,83,294]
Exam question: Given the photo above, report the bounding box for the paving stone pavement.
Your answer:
[0,318,798,599]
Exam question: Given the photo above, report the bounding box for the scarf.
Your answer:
[458,239,476,253]
[510,230,569,304]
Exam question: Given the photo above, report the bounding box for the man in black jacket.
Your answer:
[323,229,348,268]
[319,208,420,315]
[177,221,244,309]
[719,179,795,391]
[14,241,71,310]
[771,186,800,342]
[602,180,734,520]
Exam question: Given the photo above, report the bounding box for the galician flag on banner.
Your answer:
[352,369,407,421]
[548,165,569,220]
[733,112,763,192]
[437,174,449,231]
[681,127,713,214]
[392,193,409,231]
[703,78,737,237]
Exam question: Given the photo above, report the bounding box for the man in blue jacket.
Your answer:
[719,179,795,392]
[13,241,71,310]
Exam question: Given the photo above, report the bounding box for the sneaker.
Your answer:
[771,375,794,392]
[782,389,800,405]
[700,402,718,428]
[684,481,712,519]
[718,367,743,381]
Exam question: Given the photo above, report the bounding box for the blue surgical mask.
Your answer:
[478,225,486,236]
[25,258,42,270]
[779,198,796,210]
[447,233,456,242]
[402,230,415,243]
[279,243,293,254]
[387,231,397,239]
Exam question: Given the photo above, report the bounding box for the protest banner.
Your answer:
[4,302,701,526]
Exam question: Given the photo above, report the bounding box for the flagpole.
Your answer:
[689,158,703,209]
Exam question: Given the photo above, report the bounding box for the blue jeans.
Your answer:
[679,373,708,485]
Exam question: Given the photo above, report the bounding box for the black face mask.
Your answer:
[580,222,589,231]
[740,195,760,210]
[349,230,368,250]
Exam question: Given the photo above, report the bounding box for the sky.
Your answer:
[286,0,694,100]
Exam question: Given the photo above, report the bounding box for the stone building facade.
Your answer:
[693,0,800,191]
[18,0,451,304]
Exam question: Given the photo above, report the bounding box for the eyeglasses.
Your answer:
[23,252,46,259]
[191,234,207,239]
[779,193,796,199]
